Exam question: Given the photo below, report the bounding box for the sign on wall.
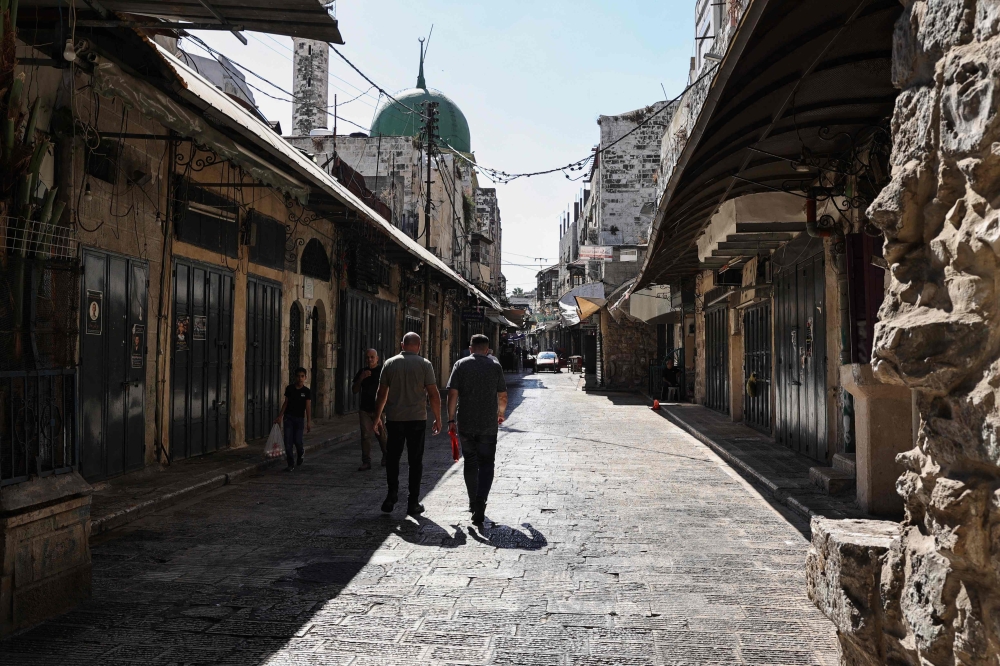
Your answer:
[86,290,103,335]
[619,249,638,262]
[580,246,613,261]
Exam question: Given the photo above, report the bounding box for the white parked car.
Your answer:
[535,351,560,373]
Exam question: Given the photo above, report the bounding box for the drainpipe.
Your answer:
[153,136,176,465]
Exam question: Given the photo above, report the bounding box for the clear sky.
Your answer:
[188,0,696,295]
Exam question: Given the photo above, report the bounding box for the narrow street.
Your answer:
[3,373,838,666]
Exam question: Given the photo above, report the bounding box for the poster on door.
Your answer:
[86,290,103,335]
[193,315,207,341]
[175,315,190,351]
[131,324,145,368]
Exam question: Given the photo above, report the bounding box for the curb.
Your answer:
[658,409,816,522]
[91,429,359,536]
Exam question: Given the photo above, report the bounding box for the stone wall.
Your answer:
[822,0,1000,662]
[599,310,657,391]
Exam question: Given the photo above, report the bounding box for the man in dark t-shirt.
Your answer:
[352,348,387,471]
[446,334,508,525]
[661,358,681,401]
[274,367,312,471]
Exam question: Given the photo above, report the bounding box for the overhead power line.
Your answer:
[329,42,721,185]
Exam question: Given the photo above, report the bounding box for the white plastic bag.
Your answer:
[264,423,284,459]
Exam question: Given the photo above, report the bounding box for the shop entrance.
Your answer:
[774,249,828,461]
[169,259,233,460]
[705,304,729,414]
[742,302,772,433]
[80,249,148,480]
[245,276,282,441]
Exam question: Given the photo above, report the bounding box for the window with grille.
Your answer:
[247,209,286,271]
[85,138,122,184]
[174,182,239,258]
[300,238,331,281]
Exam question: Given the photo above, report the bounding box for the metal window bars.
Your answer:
[0,369,77,486]
[0,216,78,261]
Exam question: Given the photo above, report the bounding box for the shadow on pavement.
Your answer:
[468,522,547,550]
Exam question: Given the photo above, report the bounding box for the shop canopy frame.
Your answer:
[634,0,901,292]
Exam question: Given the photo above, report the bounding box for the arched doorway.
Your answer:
[289,302,303,384]
[311,300,326,418]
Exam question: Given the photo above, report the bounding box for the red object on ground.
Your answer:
[652,400,661,410]
[450,429,461,462]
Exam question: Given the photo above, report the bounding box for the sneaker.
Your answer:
[284,465,295,472]
[406,502,425,516]
[381,494,397,513]
[471,500,486,525]
[358,462,372,471]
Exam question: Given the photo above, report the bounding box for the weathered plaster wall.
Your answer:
[596,102,676,247]
[811,2,1000,663]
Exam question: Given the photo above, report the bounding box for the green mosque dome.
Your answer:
[369,43,471,153]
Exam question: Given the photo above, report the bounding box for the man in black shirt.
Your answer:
[274,367,312,471]
[661,358,681,401]
[352,348,387,471]
[446,334,508,525]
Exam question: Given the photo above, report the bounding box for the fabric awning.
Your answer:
[574,296,606,321]
[635,0,901,290]
[22,0,345,43]
[115,43,501,310]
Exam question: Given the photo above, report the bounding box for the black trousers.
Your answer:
[459,430,498,504]
[385,420,427,501]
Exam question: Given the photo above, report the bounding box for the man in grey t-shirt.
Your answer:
[373,332,441,516]
[446,334,508,525]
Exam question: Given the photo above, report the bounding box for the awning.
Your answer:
[487,314,519,328]
[574,296,606,321]
[22,0,345,43]
[635,0,901,290]
[558,302,580,327]
[124,43,501,310]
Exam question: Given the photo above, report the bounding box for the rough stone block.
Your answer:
[806,517,902,665]
[809,467,856,495]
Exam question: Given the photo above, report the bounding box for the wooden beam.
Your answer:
[725,232,794,242]
[735,222,806,233]
[711,248,751,257]
[717,241,783,250]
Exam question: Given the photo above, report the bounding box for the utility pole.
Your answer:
[421,100,439,251]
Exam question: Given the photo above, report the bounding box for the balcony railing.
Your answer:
[0,369,77,486]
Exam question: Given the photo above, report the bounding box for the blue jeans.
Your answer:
[460,430,498,504]
[283,416,305,465]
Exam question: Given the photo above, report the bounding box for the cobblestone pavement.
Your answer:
[2,373,839,665]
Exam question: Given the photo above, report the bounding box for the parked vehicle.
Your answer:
[536,351,560,373]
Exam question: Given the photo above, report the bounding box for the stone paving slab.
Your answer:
[2,373,840,665]
[90,417,361,535]
[658,404,868,521]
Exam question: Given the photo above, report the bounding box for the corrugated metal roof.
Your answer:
[150,43,501,309]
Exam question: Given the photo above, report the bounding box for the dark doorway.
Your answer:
[80,249,147,481]
[775,250,828,462]
[311,304,321,415]
[705,305,729,414]
[583,333,597,374]
[170,259,233,461]
[289,302,302,384]
[337,291,396,414]
[742,302,772,433]
[245,276,282,441]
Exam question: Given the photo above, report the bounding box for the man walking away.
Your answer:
[352,348,387,471]
[446,334,508,525]
[373,332,442,516]
[274,367,312,472]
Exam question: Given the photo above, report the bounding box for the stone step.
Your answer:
[809,466,856,495]
[832,452,856,476]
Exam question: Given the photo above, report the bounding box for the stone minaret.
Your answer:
[292,39,329,135]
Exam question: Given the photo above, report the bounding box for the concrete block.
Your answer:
[833,453,856,476]
[809,466,856,495]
